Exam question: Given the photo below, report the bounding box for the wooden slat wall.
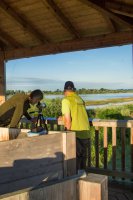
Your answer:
[0,176,78,200]
[0,132,76,195]
[0,173,108,200]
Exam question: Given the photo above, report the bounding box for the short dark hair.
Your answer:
[30,90,43,99]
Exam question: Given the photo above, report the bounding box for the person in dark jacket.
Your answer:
[0,89,43,128]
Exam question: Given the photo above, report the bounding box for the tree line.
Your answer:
[6,88,133,96]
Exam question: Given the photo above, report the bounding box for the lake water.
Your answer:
[45,93,133,101]
[45,93,133,109]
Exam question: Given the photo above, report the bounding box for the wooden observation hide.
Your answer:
[0,0,133,102]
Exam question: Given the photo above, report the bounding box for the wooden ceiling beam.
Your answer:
[106,1,133,18]
[42,0,81,39]
[78,0,133,28]
[0,0,49,43]
[0,39,7,50]
[0,27,23,48]
[3,31,133,61]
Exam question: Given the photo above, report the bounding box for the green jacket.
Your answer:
[0,93,31,128]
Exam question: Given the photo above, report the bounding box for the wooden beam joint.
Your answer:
[43,0,81,39]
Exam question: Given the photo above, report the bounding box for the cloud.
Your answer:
[6,76,133,91]
[6,77,64,90]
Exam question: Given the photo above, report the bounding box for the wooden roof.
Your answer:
[0,0,133,60]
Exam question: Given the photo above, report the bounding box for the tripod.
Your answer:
[35,112,48,134]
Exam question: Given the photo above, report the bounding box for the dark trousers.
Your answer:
[76,137,90,171]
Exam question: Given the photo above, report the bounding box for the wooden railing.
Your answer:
[19,118,133,180]
[88,119,133,180]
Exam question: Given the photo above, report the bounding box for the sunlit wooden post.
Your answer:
[0,53,6,105]
[78,174,108,200]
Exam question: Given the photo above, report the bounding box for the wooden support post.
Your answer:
[121,128,126,172]
[95,127,99,168]
[104,127,108,169]
[78,173,108,200]
[0,53,5,105]
[112,127,116,171]
[62,132,76,177]
[130,128,133,173]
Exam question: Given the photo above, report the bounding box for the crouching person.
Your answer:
[0,90,43,128]
[60,81,90,171]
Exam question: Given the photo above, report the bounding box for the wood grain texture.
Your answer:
[0,179,77,200]
[78,173,108,200]
[0,132,76,195]
[0,54,5,105]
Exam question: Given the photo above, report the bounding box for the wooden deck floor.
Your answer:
[109,181,133,200]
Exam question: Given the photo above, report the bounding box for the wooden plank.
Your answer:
[0,53,5,105]
[106,1,133,18]
[43,0,81,38]
[48,118,133,128]
[91,119,133,128]
[62,132,67,177]
[0,128,25,141]
[79,0,133,28]
[0,131,76,195]
[0,1,49,43]
[112,127,116,172]
[87,167,133,179]
[0,27,22,48]
[0,133,63,181]
[0,164,63,196]
[63,132,76,176]
[88,138,91,168]
[18,118,133,132]
[0,39,7,50]
[0,128,9,141]
[0,173,85,200]
[78,173,108,200]
[95,127,99,168]
[121,128,126,172]
[3,31,133,60]
[103,127,108,169]
[130,128,133,173]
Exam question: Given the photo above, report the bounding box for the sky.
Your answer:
[6,44,133,91]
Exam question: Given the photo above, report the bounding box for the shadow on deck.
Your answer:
[109,180,133,200]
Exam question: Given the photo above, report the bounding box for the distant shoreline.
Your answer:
[85,97,133,106]
[6,89,133,96]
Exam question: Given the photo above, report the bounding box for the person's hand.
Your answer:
[58,116,63,125]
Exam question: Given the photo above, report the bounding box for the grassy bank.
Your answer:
[85,97,133,106]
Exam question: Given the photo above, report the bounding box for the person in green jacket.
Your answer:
[60,81,90,171]
[0,89,43,128]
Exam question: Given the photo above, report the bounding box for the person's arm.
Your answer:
[62,99,71,131]
[10,103,23,128]
[64,113,71,130]
[24,111,32,120]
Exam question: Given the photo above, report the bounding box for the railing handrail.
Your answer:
[20,117,133,128]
